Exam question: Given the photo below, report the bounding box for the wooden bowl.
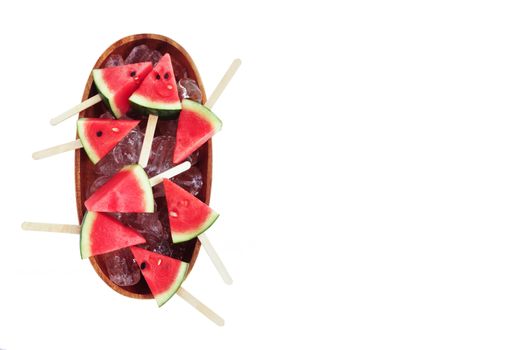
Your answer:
[75,34,211,299]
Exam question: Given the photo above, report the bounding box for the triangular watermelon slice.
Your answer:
[163,179,219,243]
[92,62,153,118]
[172,99,222,164]
[128,53,181,117]
[80,211,146,259]
[130,246,188,307]
[77,118,140,164]
[85,164,154,213]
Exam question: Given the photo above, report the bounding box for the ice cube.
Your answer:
[94,128,144,176]
[112,128,144,166]
[145,136,176,177]
[148,50,163,66]
[186,150,200,166]
[94,151,118,176]
[172,166,204,196]
[151,240,174,257]
[116,200,174,257]
[172,58,188,81]
[98,111,115,120]
[116,212,163,241]
[104,54,124,68]
[125,45,152,64]
[177,78,202,103]
[86,175,111,198]
[155,119,178,137]
[103,248,141,286]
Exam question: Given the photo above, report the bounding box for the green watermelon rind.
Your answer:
[92,69,124,118]
[182,99,223,131]
[79,211,95,259]
[156,261,189,307]
[126,165,156,213]
[77,119,100,164]
[171,211,220,244]
[129,94,182,118]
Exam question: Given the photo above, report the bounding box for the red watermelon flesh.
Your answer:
[173,99,222,164]
[130,246,188,307]
[77,118,139,164]
[128,53,181,117]
[92,62,153,118]
[80,212,146,259]
[85,164,154,213]
[163,179,219,243]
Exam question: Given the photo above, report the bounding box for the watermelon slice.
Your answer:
[163,179,219,243]
[173,99,222,164]
[80,211,146,259]
[92,62,153,118]
[128,53,181,117]
[77,118,140,164]
[85,164,154,213]
[130,246,188,307]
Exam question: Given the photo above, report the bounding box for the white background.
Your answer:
[1,0,524,349]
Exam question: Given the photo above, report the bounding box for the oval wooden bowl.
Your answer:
[75,34,212,299]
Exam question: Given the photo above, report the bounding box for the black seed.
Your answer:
[156,74,161,80]
[96,131,103,137]
[140,262,146,270]
[164,73,169,79]
[130,71,136,77]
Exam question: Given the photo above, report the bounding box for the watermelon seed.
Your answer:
[167,84,173,90]
[140,262,147,270]
[169,211,178,218]
[157,259,162,266]
[96,131,103,137]
[156,73,161,80]
[164,73,169,79]
[111,127,120,132]
[130,71,136,77]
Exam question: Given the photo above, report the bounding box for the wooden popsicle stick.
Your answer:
[50,94,103,126]
[149,161,191,187]
[32,139,83,160]
[199,233,233,285]
[205,59,242,109]
[177,287,224,326]
[138,114,158,168]
[21,221,80,234]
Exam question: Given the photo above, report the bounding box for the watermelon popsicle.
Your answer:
[130,247,188,307]
[129,53,182,118]
[128,246,224,323]
[162,177,231,284]
[163,179,218,243]
[172,99,222,164]
[21,211,146,259]
[49,62,153,126]
[171,59,240,164]
[32,118,140,164]
[129,53,181,169]
[21,212,145,258]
